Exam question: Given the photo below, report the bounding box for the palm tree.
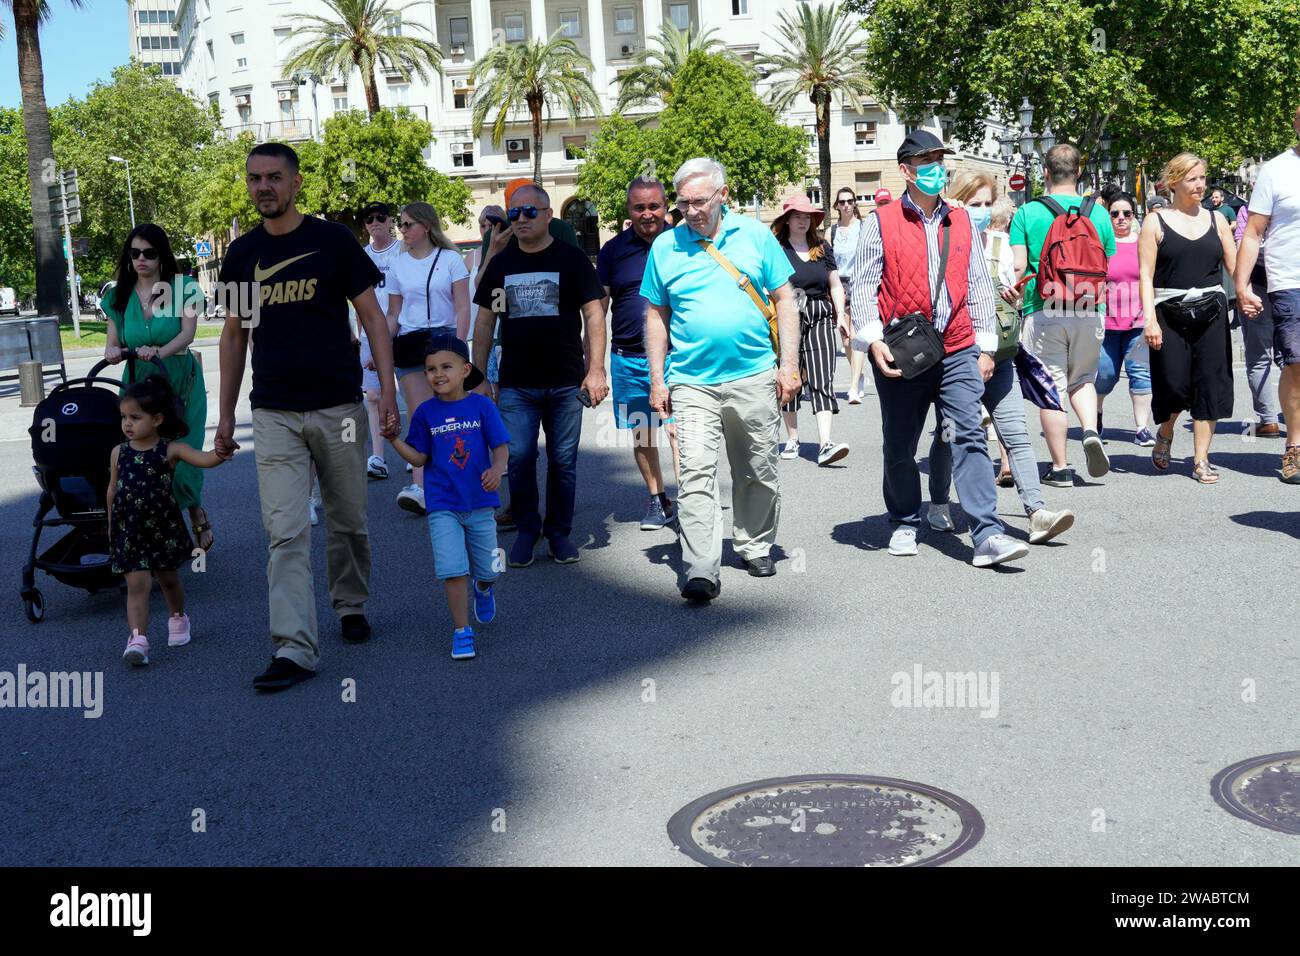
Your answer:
[282,0,442,118]
[3,0,83,319]
[760,1,874,217]
[615,21,729,114]
[470,30,602,186]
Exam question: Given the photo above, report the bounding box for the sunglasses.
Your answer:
[364,213,388,224]
[835,198,856,206]
[1110,210,1134,219]
[398,220,421,230]
[129,248,159,260]
[508,205,545,221]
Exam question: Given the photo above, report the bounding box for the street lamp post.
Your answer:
[999,98,1054,204]
[109,155,135,228]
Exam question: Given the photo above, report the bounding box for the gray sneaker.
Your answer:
[640,495,672,530]
[1081,430,1110,477]
[888,526,918,556]
[927,503,955,532]
[972,533,1029,568]
[1028,508,1075,544]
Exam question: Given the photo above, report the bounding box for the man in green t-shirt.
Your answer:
[1010,142,1117,489]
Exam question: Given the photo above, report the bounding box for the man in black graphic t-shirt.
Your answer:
[216,142,398,692]
[472,184,606,569]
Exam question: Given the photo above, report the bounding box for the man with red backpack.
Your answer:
[1010,143,1117,487]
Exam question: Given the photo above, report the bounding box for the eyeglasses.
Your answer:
[364,214,388,224]
[398,220,421,230]
[1110,210,1134,219]
[675,187,721,213]
[508,205,546,221]
[129,248,159,260]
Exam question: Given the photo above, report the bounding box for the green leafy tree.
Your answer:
[577,51,807,227]
[282,0,443,118]
[186,130,261,244]
[51,62,222,287]
[760,1,875,217]
[469,30,602,185]
[2,0,85,318]
[0,107,37,299]
[614,21,731,113]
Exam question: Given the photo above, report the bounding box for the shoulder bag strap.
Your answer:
[929,221,951,316]
[424,248,444,328]
[696,238,775,320]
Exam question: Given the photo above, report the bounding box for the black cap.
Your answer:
[360,201,390,217]
[425,332,485,390]
[896,129,956,163]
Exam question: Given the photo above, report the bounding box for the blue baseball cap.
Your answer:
[424,332,485,390]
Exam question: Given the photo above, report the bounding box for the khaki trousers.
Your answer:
[252,402,370,670]
[670,367,781,585]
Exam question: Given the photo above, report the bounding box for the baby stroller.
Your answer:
[21,349,166,623]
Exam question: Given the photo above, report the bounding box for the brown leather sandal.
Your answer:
[1152,430,1173,471]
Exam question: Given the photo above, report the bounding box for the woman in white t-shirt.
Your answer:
[385,201,471,514]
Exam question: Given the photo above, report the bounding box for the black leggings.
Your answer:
[1150,301,1234,424]
[783,298,840,414]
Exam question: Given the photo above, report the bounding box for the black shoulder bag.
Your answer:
[881,222,950,378]
[391,248,444,368]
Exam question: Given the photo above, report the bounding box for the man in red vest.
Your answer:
[849,131,1028,567]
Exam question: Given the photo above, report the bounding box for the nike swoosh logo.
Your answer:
[253,252,316,282]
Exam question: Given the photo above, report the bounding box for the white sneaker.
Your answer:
[366,455,389,480]
[847,389,863,405]
[405,461,413,473]
[817,441,849,466]
[396,484,426,515]
[308,497,319,526]
[972,533,1029,568]
[927,503,954,532]
[888,526,918,556]
[780,439,800,460]
[1028,508,1074,544]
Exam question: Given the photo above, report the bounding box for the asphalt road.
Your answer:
[0,342,1296,866]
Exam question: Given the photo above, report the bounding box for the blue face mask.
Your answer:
[967,205,992,232]
[912,161,947,196]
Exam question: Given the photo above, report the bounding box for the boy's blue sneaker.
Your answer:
[452,626,476,660]
[473,581,496,624]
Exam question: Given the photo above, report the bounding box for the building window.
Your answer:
[855,170,881,202]
[209,91,220,113]
[614,6,636,34]
[941,119,954,142]
[449,16,470,48]
[805,181,821,207]
[563,134,587,160]
[804,124,817,150]
[384,13,401,37]
[669,3,690,29]
[559,10,581,37]
[503,13,525,42]
[854,120,877,146]
[451,141,474,168]
[506,138,531,164]
[387,80,410,106]
[731,0,749,15]
[452,84,473,110]
[279,95,297,121]
[331,86,348,111]
[231,32,246,69]
[206,39,215,73]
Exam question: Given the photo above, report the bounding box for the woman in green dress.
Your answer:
[101,223,214,551]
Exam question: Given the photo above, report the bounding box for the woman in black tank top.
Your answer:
[1139,153,1238,483]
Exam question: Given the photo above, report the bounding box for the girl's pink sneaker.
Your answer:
[123,631,149,666]
[167,613,192,647]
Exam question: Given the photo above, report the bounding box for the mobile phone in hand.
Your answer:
[577,388,593,407]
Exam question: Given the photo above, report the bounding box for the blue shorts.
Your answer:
[427,507,500,581]
[610,350,674,429]
[1270,289,1300,366]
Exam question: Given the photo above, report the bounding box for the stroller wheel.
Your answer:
[23,589,45,623]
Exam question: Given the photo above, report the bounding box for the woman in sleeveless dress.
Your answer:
[1139,153,1238,482]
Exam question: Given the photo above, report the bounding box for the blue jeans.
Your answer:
[1095,327,1152,397]
[497,386,582,540]
[873,345,1003,547]
[930,357,1044,516]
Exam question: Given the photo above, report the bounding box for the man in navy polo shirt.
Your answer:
[596,177,680,530]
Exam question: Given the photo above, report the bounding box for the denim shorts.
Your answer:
[427,507,500,581]
[1270,289,1300,366]
[610,350,674,428]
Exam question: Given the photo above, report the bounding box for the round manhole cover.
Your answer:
[667,774,984,867]
[1211,751,1300,835]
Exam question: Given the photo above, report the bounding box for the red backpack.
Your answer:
[1031,195,1108,310]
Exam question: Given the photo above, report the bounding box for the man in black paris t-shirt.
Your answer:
[471,183,607,568]
[215,143,399,692]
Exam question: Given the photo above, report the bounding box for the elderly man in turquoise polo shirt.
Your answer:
[642,157,801,602]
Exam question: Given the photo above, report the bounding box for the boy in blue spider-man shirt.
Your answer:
[391,333,509,660]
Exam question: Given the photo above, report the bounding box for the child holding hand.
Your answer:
[108,374,231,665]
[391,333,508,659]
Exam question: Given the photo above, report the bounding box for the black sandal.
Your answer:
[192,509,214,551]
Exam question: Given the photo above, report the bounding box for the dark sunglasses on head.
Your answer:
[364,213,388,224]
[1110,210,1134,219]
[129,248,159,260]
[508,205,544,221]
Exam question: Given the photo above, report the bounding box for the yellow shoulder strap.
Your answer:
[696,238,775,320]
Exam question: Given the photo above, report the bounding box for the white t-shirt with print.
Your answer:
[388,246,471,336]
[1248,147,1300,292]
[362,239,400,335]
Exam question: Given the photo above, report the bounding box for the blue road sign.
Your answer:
[195,241,213,257]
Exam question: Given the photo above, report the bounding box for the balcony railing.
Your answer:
[222,123,264,142]
[380,104,428,122]
[265,119,314,142]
